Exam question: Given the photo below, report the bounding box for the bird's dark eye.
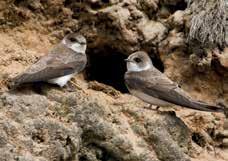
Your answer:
[69,37,77,42]
[80,41,86,45]
[134,57,142,63]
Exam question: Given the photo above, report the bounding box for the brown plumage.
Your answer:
[125,51,225,113]
[12,33,87,87]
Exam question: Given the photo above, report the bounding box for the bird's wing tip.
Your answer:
[217,102,228,116]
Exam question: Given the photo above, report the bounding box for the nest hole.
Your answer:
[151,53,164,72]
[86,48,128,93]
[85,47,164,93]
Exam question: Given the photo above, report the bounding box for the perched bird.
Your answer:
[124,51,224,112]
[12,33,87,87]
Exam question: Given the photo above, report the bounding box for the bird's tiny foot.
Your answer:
[70,80,83,90]
[143,104,152,110]
[64,82,77,92]
[64,80,88,94]
[143,105,160,111]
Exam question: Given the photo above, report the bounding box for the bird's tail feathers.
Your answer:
[216,102,228,117]
[189,100,225,113]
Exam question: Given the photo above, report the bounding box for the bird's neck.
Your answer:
[127,63,152,72]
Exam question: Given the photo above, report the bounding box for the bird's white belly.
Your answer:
[48,74,75,87]
[130,89,171,106]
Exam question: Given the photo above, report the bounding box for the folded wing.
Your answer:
[125,69,224,112]
[12,44,86,86]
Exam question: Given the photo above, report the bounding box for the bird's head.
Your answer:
[62,33,87,54]
[125,51,153,72]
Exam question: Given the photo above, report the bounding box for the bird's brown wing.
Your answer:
[125,69,195,107]
[13,44,87,85]
[125,68,179,93]
[125,69,224,112]
[13,63,75,84]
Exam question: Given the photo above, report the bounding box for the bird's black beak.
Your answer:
[124,58,131,62]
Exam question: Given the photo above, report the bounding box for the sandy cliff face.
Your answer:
[0,0,228,160]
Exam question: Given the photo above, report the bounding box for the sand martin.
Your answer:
[12,33,87,87]
[124,51,224,112]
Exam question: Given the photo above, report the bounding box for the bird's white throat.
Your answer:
[70,44,86,54]
[62,39,86,54]
[127,62,151,72]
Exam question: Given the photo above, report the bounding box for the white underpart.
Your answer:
[127,62,151,72]
[130,89,172,106]
[48,73,75,87]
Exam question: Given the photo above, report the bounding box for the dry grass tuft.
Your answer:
[188,0,226,48]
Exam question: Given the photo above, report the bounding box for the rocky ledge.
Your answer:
[0,82,226,161]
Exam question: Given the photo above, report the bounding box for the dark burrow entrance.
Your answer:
[85,48,164,93]
[86,48,129,93]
